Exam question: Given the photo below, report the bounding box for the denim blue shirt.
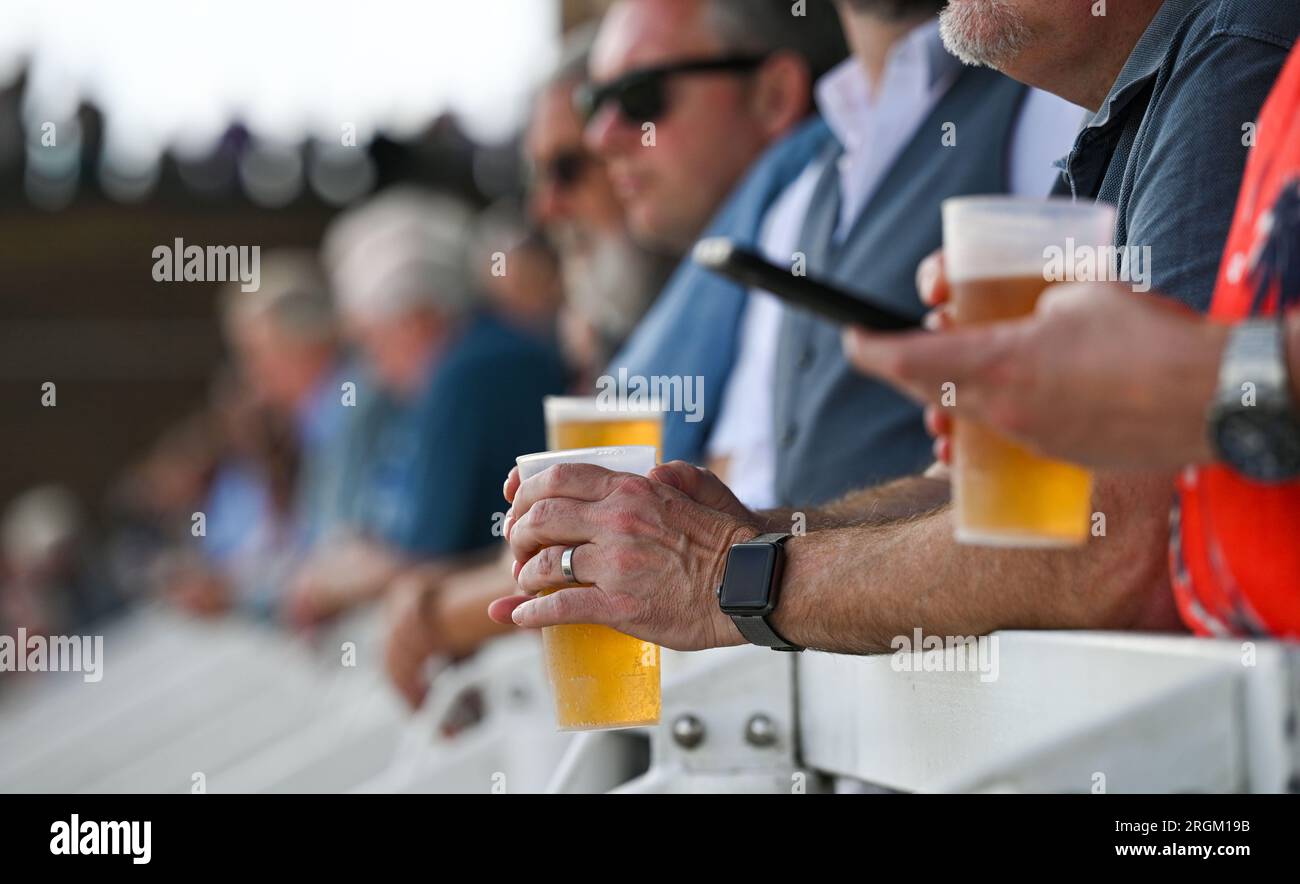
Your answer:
[1054,0,1300,310]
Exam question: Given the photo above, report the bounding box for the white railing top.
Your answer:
[797,631,1299,793]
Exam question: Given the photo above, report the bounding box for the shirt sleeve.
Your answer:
[394,346,561,559]
[1126,35,1293,311]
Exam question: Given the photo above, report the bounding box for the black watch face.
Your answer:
[719,544,779,614]
[1216,409,1300,483]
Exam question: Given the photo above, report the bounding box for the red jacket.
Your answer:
[1174,43,1300,639]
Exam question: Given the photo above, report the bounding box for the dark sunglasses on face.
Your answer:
[529,150,593,191]
[574,54,770,125]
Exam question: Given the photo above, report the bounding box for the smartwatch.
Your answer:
[716,533,803,652]
[1207,318,1300,482]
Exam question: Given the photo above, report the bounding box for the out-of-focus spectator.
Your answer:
[165,371,299,619]
[285,187,567,628]
[472,203,567,347]
[221,250,367,550]
[104,413,219,603]
[525,24,677,384]
[0,485,120,636]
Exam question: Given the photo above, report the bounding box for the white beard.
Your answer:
[562,232,661,341]
[939,0,1032,69]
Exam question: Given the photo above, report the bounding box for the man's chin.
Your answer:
[627,209,685,256]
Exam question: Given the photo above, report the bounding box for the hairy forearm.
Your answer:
[768,471,1183,654]
[758,475,952,532]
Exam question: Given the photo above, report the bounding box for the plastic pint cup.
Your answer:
[942,197,1117,547]
[515,446,661,731]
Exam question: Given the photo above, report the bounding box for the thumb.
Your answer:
[651,461,750,521]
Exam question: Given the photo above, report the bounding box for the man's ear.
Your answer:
[749,51,813,139]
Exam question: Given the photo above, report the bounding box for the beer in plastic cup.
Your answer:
[543,396,664,451]
[942,196,1117,547]
[515,445,661,731]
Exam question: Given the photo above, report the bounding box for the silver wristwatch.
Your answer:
[1207,318,1300,482]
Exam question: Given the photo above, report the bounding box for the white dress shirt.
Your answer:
[705,20,1085,509]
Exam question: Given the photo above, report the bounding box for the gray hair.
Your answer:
[221,249,335,344]
[322,187,478,322]
[704,0,849,82]
[549,21,600,88]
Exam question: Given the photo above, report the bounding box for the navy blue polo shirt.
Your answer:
[357,311,567,558]
[1054,0,1300,311]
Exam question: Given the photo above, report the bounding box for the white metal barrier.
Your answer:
[800,632,1299,793]
[2,609,1295,794]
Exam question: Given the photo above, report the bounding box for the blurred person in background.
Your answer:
[590,0,849,464]
[0,485,121,638]
[285,187,567,629]
[162,371,299,619]
[103,413,219,606]
[526,23,678,387]
[472,203,567,349]
[221,249,384,553]
[162,252,370,619]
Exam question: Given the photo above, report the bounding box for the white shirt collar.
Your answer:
[814,18,961,153]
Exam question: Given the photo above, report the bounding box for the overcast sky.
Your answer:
[1,0,561,164]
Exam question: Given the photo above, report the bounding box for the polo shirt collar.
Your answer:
[1085,0,1200,131]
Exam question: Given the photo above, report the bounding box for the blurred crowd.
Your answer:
[5,0,1300,719]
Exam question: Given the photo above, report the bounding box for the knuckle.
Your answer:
[615,474,655,500]
[528,497,556,527]
[548,462,580,487]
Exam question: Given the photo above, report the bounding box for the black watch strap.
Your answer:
[732,613,802,652]
[730,533,803,652]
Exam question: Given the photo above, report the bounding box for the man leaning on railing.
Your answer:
[487,0,1300,655]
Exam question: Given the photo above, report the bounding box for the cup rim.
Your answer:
[516,445,658,469]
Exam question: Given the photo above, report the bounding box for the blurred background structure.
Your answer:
[0,0,613,520]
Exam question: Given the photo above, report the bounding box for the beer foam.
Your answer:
[942,196,1116,283]
[544,396,665,424]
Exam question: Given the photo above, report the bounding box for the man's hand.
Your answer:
[385,558,519,709]
[166,565,232,618]
[383,570,449,710]
[489,463,761,651]
[282,540,408,630]
[842,252,1230,470]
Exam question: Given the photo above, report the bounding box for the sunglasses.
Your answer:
[574,54,770,125]
[530,150,593,191]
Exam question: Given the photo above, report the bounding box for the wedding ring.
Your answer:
[561,546,579,583]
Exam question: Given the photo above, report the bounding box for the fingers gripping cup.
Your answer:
[515,446,661,731]
[942,197,1117,547]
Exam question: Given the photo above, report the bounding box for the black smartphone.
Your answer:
[692,237,920,332]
